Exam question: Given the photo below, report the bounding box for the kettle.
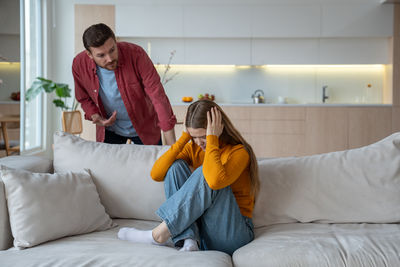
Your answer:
[251,89,265,104]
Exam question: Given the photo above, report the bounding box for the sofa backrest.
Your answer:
[53,131,400,229]
[53,131,168,221]
[0,156,53,250]
[252,132,400,228]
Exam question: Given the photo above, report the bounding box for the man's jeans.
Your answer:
[156,159,254,255]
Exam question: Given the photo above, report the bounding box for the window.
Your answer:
[20,0,45,153]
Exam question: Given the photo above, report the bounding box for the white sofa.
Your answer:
[1,131,400,267]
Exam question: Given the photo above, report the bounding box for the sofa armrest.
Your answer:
[0,155,53,250]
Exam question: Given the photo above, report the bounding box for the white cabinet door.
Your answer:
[116,5,183,37]
[118,37,185,64]
[321,4,393,37]
[252,5,321,38]
[252,38,319,65]
[184,39,251,65]
[319,38,390,64]
[0,0,19,35]
[183,6,252,38]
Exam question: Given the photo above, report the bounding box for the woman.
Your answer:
[118,100,260,255]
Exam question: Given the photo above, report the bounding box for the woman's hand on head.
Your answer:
[206,107,224,137]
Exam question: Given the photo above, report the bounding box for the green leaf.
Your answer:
[55,83,71,98]
[53,99,68,110]
[26,77,73,110]
[42,82,55,93]
[25,80,44,101]
[37,77,52,83]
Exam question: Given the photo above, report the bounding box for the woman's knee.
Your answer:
[167,159,190,174]
[165,160,191,184]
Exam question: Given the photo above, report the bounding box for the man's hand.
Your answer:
[91,111,117,127]
[206,107,224,137]
[163,128,176,145]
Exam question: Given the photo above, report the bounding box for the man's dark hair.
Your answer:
[82,23,116,51]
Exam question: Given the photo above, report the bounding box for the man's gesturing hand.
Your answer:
[91,111,117,127]
[206,107,224,137]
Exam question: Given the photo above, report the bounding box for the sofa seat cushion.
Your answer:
[233,223,400,267]
[0,219,233,267]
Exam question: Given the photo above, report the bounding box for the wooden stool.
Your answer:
[0,115,20,156]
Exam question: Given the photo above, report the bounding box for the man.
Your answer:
[72,23,176,145]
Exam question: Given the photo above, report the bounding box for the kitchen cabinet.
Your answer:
[172,105,396,158]
[248,107,306,157]
[319,38,390,64]
[116,5,183,38]
[74,4,115,54]
[252,5,320,38]
[121,38,185,65]
[184,39,251,65]
[172,105,307,158]
[321,4,393,38]
[393,107,400,132]
[0,0,19,35]
[183,6,252,38]
[0,0,20,62]
[252,39,319,65]
[114,2,393,65]
[348,107,392,149]
[304,107,348,155]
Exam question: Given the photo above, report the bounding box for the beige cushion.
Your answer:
[0,156,53,251]
[0,156,53,173]
[253,132,400,227]
[53,131,169,221]
[1,167,115,249]
[0,219,233,267]
[233,223,400,267]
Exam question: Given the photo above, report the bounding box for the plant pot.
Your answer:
[62,110,82,134]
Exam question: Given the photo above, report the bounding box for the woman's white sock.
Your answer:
[117,227,166,246]
[179,238,199,251]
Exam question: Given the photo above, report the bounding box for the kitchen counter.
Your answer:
[171,102,395,158]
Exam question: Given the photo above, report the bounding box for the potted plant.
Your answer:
[25,77,82,134]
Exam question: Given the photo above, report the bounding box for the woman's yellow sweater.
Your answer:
[151,132,254,218]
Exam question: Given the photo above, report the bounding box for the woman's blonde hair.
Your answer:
[185,100,260,199]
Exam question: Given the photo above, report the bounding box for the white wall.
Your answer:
[45,0,75,157]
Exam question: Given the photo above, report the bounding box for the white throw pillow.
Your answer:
[253,132,400,228]
[1,167,115,249]
[0,156,53,250]
[53,131,169,221]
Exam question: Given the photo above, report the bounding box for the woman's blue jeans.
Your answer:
[155,159,254,255]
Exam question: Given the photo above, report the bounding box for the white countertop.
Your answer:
[172,102,392,107]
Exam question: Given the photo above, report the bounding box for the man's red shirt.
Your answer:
[72,42,176,144]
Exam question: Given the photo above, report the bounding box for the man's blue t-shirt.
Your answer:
[96,66,137,137]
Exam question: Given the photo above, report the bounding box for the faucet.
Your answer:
[322,85,329,103]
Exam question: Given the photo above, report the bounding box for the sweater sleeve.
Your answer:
[202,135,250,190]
[150,132,192,181]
